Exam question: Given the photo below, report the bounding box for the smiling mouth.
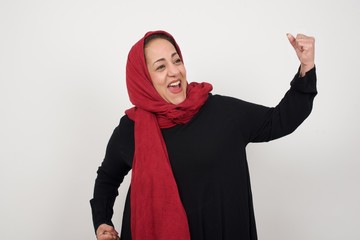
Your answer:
[167,80,182,93]
[168,80,181,88]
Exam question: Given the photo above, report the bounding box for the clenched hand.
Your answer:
[287,33,315,76]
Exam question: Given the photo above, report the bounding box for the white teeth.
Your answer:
[169,80,181,87]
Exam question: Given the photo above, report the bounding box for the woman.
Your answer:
[90,30,317,240]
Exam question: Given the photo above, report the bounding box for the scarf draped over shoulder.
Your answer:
[125,30,212,240]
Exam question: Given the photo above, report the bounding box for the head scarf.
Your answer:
[125,30,212,240]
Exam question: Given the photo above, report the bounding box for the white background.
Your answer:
[1,0,359,239]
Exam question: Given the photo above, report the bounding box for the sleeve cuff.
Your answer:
[290,65,318,94]
[90,197,115,233]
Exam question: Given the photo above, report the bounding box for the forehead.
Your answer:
[144,38,177,60]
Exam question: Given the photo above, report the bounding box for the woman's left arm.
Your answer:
[246,33,317,143]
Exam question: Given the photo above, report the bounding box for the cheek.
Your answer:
[150,73,167,91]
[181,66,187,77]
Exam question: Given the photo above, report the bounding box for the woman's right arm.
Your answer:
[90,116,134,237]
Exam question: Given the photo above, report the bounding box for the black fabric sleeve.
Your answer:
[90,115,134,233]
[247,66,317,143]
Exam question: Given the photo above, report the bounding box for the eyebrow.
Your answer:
[152,52,179,66]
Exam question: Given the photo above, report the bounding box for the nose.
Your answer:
[167,63,180,77]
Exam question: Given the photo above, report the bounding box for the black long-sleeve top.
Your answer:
[90,67,317,240]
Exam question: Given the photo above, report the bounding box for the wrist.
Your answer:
[300,63,315,77]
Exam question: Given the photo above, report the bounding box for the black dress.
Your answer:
[90,68,317,240]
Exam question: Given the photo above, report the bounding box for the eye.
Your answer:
[156,64,166,71]
[174,58,182,65]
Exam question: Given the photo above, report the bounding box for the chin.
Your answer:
[170,99,185,105]
[169,95,186,105]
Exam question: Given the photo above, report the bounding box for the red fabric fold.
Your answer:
[125,30,212,240]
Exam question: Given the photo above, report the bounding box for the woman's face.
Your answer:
[145,38,187,105]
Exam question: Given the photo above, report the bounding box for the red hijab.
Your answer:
[125,30,212,240]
